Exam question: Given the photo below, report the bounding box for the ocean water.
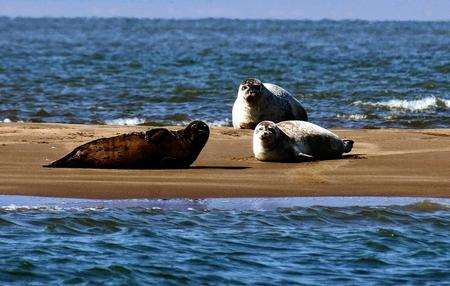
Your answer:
[1,19,449,285]
[0,196,449,285]
[0,18,449,128]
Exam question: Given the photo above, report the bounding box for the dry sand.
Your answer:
[0,123,449,199]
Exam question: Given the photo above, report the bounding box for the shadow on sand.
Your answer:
[190,166,250,170]
[342,154,367,160]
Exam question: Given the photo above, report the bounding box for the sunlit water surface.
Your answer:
[0,18,449,128]
[0,196,449,285]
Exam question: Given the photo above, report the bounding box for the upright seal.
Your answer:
[253,120,353,162]
[232,78,307,129]
[45,121,210,169]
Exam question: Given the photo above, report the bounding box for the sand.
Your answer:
[0,123,449,199]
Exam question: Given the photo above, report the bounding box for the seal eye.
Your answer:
[241,86,248,91]
[191,123,198,130]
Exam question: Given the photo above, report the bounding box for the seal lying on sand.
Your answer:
[253,120,353,162]
[45,121,210,169]
[232,78,308,129]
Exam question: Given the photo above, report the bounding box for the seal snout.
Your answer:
[260,131,272,141]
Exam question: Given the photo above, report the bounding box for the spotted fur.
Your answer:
[232,78,308,129]
[253,120,353,162]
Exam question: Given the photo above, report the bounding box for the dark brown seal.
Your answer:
[44,121,210,169]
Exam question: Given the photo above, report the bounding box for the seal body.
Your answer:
[45,121,210,169]
[232,78,307,129]
[253,120,353,162]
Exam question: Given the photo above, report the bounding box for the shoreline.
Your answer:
[1,195,448,210]
[0,123,449,199]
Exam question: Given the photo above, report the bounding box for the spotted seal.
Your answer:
[232,78,308,129]
[45,121,209,169]
[253,120,353,162]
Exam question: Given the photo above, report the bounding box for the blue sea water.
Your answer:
[0,18,449,128]
[0,196,449,285]
[1,18,449,285]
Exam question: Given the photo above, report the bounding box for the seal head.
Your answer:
[181,120,210,151]
[254,121,279,150]
[240,78,263,104]
[253,120,293,162]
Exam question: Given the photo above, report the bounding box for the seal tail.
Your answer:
[343,140,354,153]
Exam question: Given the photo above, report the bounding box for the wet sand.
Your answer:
[0,123,449,199]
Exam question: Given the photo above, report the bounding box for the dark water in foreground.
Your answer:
[0,18,449,128]
[0,197,449,285]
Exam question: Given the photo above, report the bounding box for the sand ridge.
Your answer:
[0,123,449,199]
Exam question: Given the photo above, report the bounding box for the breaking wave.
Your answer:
[104,117,146,125]
[207,119,232,127]
[336,114,368,120]
[400,200,449,212]
[354,96,450,111]
[104,117,231,127]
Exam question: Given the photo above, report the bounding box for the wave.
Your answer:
[104,117,145,126]
[1,196,449,212]
[336,114,367,120]
[401,200,449,212]
[2,117,230,127]
[163,119,231,127]
[354,96,450,111]
[0,204,64,212]
[104,117,231,127]
[1,118,24,123]
[207,119,232,127]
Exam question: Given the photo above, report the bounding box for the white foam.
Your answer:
[168,119,231,127]
[354,96,449,111]
[0,195,449,211]
[1,204,63,212]
[105,117,145,126]
[207,119,232,127]
[337,114,367,120]
[104,118,231,127]
[2,118,11,123]
[172,119,231,127]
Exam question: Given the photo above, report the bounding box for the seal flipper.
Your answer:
[295,152,315,162]
[44,147,84,168]
[343,140,354,153]
[145,128,172,143]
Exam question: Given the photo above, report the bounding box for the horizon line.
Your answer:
[1,15,449,22]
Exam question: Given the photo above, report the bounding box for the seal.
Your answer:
[253,120,354,162]
[232,78,307,129]
[45,121,210,169]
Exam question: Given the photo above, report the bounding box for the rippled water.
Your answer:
[0,18,449,128]
[0,197,449,284]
